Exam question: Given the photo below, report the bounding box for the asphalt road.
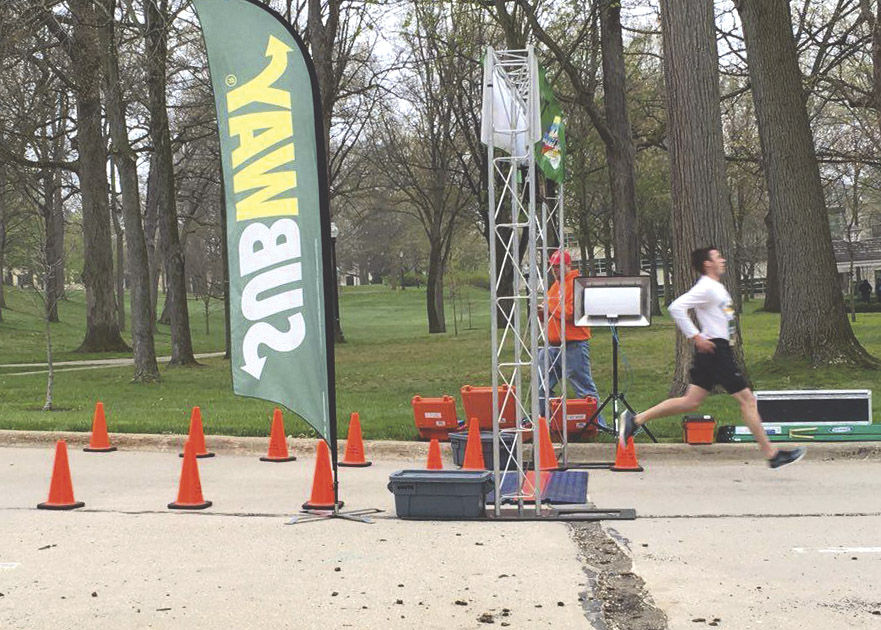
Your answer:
[588,451,881,629]
[3,439,880,629]
[0,445,588,630]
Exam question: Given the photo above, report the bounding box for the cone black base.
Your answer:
[178,452,216,459]
[84,446,117,453]
[610,465,644,472]
[302,500,344,511]
[339,461,372,468]
[260,455,297,462]
[168,500,212,510]
[38,501,85,510]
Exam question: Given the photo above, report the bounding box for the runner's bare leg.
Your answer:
[731,388,777,458]
[633,385,708,426]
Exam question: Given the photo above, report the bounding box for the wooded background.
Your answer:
[1,0,879,397]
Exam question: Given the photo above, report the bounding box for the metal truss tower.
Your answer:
[485,46,567,516]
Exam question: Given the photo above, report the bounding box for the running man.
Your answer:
[618,247,805,469]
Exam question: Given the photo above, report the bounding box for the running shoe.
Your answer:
[768,447,806,469]
[618,410,637,448]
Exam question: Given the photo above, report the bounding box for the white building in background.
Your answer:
[833,238,881,287]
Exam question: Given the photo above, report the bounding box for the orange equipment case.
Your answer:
[459,385,517,431]
[412,395,460,441]
[549,397,599,442]
[682,415,716,444]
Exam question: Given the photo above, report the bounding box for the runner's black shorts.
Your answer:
[689,338,748,394]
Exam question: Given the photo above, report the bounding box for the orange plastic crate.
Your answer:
[549,397,599,442]
[682,415,716,445]
[460,385,517,431]
[412,395,460,441]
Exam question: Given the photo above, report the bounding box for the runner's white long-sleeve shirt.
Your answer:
[668,276,735,341]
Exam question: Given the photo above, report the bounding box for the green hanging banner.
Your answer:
[536,66,566,183]
[193,0,334,442]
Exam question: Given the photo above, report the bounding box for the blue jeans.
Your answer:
[538,340,603,424]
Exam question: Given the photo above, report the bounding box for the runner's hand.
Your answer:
[694,336,715,353]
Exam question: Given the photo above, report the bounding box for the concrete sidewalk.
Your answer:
[0,352,226,376]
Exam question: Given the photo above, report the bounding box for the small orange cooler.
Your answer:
[412,395,460,441]
[460,385,517,431]
[549,397,599,442]
[682,415,716,445]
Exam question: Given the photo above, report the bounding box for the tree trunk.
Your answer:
[157,290,171,325]
[602,216,613,274]
[70,0,128,353]
[110,165,125,332]
[145,0,197,365]
[737,0,875,366]
[600,1,639,276]
[748,262,756,300]
[41,168,60,323]
[42,295,54,411]
[50,168,65,301]
[99,0,160,382]
[663,253,673,307]
[649,247,662,316]
[762,210,781,312]
[306,0,346,344]
[581,210,595,274]
[306,0,337,186]
[661,0,745,395]
[0,174,6,316]
[426,241,446,333]
[50,94,67,303]
[144,158,161,328]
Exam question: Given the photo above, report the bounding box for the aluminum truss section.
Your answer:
[539,183,570,467]
[485,46,546,516]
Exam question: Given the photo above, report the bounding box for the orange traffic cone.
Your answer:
[38,441,85,510]
[426,438,443,470]
[340,412,371,467]
[84,401,116,452]
[179,406,214,458]
[260,408,297,462]
[461,418,485,470]
[302,440,343,510]
[520,470,550,503]
[535,416,560,471]
[610,436,644,472]
[168,440,212,510]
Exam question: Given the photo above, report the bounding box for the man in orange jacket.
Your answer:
[537,250,603,425]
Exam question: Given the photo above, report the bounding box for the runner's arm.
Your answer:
[668,283,707,339]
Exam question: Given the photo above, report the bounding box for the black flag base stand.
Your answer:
[287,480,381,525]
[286,506,383,525]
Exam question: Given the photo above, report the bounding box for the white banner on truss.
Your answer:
[480,47,541,158]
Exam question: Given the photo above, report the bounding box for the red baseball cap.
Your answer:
[548,250,571,267]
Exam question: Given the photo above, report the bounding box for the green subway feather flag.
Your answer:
[193,0,335,441]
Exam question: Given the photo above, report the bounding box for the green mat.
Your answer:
[717,424,881,443]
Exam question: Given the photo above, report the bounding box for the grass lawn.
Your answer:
[1,284,880,441]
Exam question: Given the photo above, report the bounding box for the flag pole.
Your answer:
[238,0,374,524]
[305,7,341,519]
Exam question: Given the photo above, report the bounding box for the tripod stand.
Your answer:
[589,323,657,443]
[560,323,657,471]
